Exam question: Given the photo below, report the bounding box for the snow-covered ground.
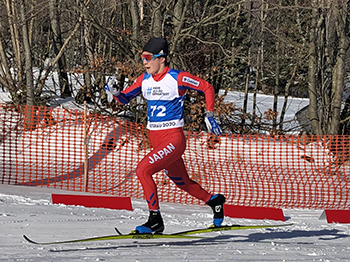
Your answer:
[0,183,349,262]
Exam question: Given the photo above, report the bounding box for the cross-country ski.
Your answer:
[23,224,293,245]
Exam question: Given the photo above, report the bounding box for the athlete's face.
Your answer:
[142,51,166,75]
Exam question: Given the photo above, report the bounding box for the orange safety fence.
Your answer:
[1,104,349,210]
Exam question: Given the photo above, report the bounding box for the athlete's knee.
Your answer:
[136,162,147,180]
[136,160,155,181]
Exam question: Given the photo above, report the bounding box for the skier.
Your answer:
[105,37,225,233]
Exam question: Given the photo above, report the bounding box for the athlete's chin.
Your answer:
[146,69,155,75]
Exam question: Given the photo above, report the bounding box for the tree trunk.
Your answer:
[130,0,140,59]
[308,0,349,135]
[170,0,189,67]
[49,0,71,98]
[0,23,13,90]
[241,0,253,130]
[329,1,349,135]
[5,0,24,93]
[273,1,279,134]
[151,0,165,37]
[19,0,35,106]
[279,66,297,131]
[19,0,37,132]
[308,0,322,135]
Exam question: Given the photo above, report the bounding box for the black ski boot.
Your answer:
[206,194,225,227]
[135,210,164,233]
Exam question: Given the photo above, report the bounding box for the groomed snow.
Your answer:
[0,183,349,262]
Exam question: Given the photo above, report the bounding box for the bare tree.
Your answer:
[328,0,349,134]
[49,0,71,97]
[19,0,35,106]
[150,0,165,37]
[130,0,141,59]
[0,0,349,135]
[308,0,350,135]
[1,0,25,102]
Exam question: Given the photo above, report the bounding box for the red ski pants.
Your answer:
[136,127,211,210]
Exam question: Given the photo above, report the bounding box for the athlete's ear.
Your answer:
[160,57,166,64]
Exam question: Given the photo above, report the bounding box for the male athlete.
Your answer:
[105,37,225,233]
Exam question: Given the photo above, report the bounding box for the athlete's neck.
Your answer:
[152,66,170,81]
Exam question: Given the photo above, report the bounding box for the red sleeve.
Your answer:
[177,71,215,111]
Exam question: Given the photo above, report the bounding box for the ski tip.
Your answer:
[114,227,123,235]
[23,235,38,244]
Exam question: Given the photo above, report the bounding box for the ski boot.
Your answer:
[134,210,164,233]
[206,194,225,227]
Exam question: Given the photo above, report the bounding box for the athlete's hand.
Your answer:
[205,111,222,136]
[104,76,120,102]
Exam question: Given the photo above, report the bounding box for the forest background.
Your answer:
[0,0,349,135]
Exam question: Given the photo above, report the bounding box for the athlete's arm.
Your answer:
[178,71,221,135]
[114,74,144,105]
[177,71,215,112]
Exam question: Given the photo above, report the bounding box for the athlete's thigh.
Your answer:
[139,129,186,175]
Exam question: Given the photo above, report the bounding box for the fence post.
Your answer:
[83,101,88,191]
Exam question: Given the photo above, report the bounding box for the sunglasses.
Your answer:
[141,53,165,62]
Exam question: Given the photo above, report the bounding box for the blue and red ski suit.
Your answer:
[113,66,214,210]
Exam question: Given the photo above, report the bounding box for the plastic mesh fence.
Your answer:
[1,104,349,210]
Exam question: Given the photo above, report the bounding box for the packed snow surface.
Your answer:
[0,184,349,262]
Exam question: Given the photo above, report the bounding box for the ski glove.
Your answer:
[205,111,222,136]
[104,76,120,102]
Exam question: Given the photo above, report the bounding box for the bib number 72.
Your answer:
[150,105,166,117]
